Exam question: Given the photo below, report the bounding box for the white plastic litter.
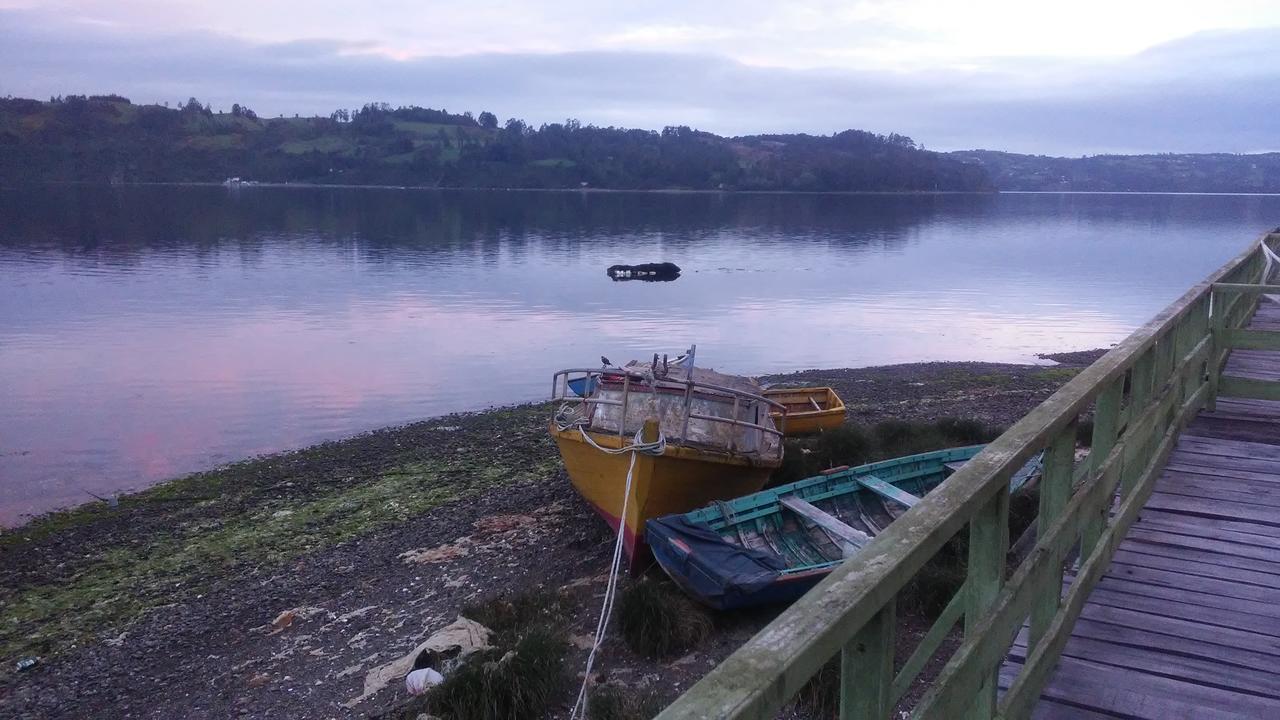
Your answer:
[405,667,445,695]
[343,616,492,708]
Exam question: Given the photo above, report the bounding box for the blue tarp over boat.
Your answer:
[647,445,1041,610]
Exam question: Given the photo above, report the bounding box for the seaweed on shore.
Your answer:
[0,403,562,664]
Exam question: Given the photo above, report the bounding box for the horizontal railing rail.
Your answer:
[658,231,1277,720]
[1210,281,1280,403]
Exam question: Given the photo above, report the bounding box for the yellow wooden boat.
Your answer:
[764,386,846,435]
[550,349,784,572]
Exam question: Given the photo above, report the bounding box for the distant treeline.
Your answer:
[0,95,990,192]
[953,149,1280,193]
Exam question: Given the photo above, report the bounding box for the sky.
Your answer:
[1,1,1278,155]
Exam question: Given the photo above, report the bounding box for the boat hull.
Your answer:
[777,409,845,436]
[648,514,830,610]
[648,445,1043,609]
[551,424,777,573]
[765,387,846,436]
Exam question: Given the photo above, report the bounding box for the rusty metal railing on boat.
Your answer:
[658,232,1279,720]
[551,367,787,458]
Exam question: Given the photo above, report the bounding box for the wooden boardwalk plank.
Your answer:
[1008,655,1280,719]
[1092,577,1280,620]
[1136,498,1280,530]
[1183,419,1280,445]
[1153,479,1280,510]
[1176,435,1280,460]
[1127,524,1280,557]
[1009,635,1280,698]
[1163,459,1280,484]
[1076,604,1280,658]
[1062,617,1280,669]
[1111,548,1280,588]
[1084,586,1280,637]
[1031,700,1118,720]
[1211,396,1280,414]
[1105,562,1280,603]
[1116,536,1280,574]
[1136,514,1280,545]
[1159,469,1280,493]
[1015,325,1280,718]
[1167,454,1280,478]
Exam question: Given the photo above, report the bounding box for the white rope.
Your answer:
[1261,237,1280,303]
[560,402,665,720]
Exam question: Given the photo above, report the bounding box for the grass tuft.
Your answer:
[792,656,841,720]
[1008,485,1041,543]
[812,425,872,470]
[900,557,968,619]
[1076,418,1095,447]
[872,419,918,451]
[770,437,816,486]
[424,624,569,720]
[934,417,1000,445]
[769,416,1004,488]
[588,684,663,720]
[898,529,969,620]
[618,578,713,659]
[461,587,566,644]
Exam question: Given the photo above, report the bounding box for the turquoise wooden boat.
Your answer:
[646,445,1041,610]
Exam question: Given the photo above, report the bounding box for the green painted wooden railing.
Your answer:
[658,232,1278,720]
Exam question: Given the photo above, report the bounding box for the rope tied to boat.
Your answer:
[560,404,666,720]
[1261,236,1280,303]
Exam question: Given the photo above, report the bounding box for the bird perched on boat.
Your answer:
[601,356,612,367]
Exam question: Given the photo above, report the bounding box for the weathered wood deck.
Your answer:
[1005,299,1280,719]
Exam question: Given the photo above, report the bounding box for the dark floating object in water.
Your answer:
[607,262,681,282]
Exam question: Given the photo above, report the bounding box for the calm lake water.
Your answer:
[1,185,1277,524]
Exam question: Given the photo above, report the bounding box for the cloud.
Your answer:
[0,7,1277,154]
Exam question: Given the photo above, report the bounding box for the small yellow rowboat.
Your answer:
[764,387,846,435]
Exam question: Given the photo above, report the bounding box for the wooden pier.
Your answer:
[659,232,1280,720]
[1004,298,1280,718]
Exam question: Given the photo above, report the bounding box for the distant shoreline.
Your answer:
[13,181,1280,197]
[25,179,1000,196]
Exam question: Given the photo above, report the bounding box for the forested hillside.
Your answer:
[953,149,1280,193]
[0,95,992,191]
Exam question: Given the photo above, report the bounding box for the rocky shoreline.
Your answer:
[0,352,1104,719]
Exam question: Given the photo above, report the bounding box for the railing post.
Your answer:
[1122,349,1154,499]
[1173,302,1200,403]
[1209,287,1226,411]
[1082,383,1120,559]
[963,484,1009,719]
[1029,421,1076,650]
[1153,334,1175,397]
[840,600,895,720]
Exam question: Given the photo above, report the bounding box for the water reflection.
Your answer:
[1,186,1276,524]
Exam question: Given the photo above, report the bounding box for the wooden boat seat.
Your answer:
[856,475,921,508]
[779,496,871,556]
